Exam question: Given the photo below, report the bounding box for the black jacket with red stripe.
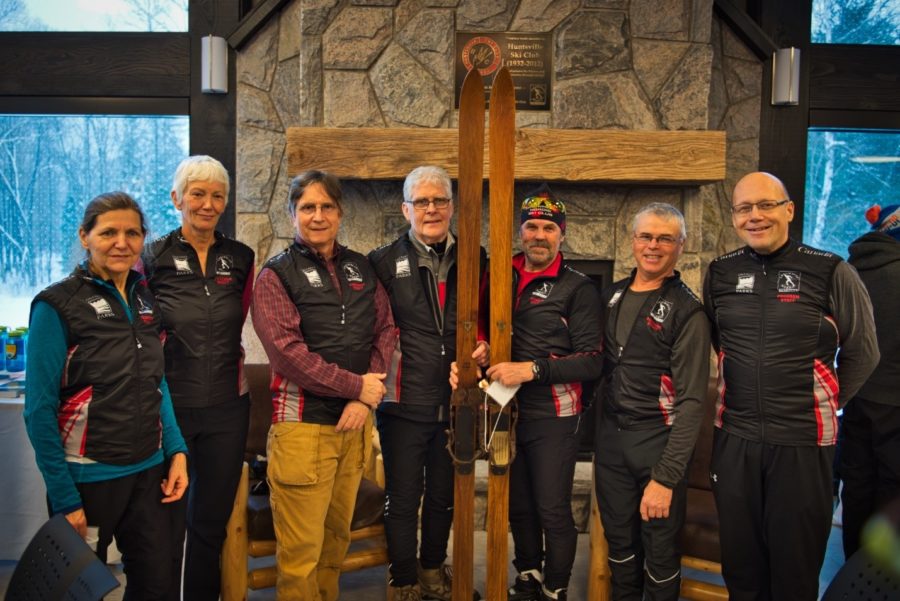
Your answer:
[600,270,703,429]
[704,240,842,446]
[511,253,603,421]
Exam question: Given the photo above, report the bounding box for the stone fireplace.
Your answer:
[234,0,761,362]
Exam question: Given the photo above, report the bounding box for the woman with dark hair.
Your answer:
[25,191,188,599]
[142,155,255,600]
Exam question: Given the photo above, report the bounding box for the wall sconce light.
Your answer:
[201,35,228,94]
[771,47,800,106]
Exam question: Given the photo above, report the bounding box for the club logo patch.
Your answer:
[173,256,192,275]
[530,281,554,304]
[343,262,365,291]
[215,254,234,285]
[607,289,624,308]
[650,298,673,324]
[136,294,155,323]
[395,256,411,278]
[86,296,115,319]
[777,271,800,293]
[777,271,801,302]
[216,255,233,276]
[303,267,324,288]
[736,273,755,293]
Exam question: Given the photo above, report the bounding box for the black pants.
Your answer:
[839,397,900,557]
[377,412,454,586]
[509,415,580,591]
[711,429,834,601]
[168,397,249,601]
[595,416,685,601]
[78,463,172,601]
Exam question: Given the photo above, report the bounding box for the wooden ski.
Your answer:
[451,66,485,601]
[486,65,516,601]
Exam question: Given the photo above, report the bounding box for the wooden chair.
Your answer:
[220,364,388,599]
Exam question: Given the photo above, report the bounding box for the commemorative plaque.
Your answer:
[455,32,552,111]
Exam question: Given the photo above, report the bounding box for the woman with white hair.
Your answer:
[143,155,255,600]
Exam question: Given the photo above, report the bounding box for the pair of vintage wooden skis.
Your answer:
[451,65,515,601]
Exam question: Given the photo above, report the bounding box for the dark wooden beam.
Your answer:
[0,97,187,114]
[809,45,900,112]
[227,0,291,50]
[0,33,189,97]
[713,0,777,60]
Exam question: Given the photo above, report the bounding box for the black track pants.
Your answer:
[509,415,580,591]
[711,429,834,601]
[168,398,250,601]
[839,397,900,557]
[595,416,685,601]
[377,412,454,586]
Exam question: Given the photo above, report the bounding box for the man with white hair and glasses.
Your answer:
[595,202,710,601]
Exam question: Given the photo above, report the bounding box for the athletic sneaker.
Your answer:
[507,569,542,601]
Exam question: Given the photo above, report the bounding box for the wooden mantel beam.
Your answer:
[287,127,726,185]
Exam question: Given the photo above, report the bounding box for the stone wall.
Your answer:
[236,0,761,361]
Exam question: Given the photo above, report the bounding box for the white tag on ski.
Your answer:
[486,380,519,408]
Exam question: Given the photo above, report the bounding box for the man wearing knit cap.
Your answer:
[840,203,900,558]
[703,171,879,601]
[483,184,603,601]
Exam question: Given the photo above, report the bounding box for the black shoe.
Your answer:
[507,570,542,601]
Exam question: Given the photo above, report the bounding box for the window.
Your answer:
[803,129,900,257]
[812,0,900,45]
[0,0,188,32]
[0,114,188,328]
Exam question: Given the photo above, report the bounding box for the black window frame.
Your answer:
[0,0,239,235]
[752,0,900,240]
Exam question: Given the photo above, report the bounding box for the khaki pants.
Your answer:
[267,415,372,600]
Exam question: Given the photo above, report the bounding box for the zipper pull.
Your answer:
[341,304,346,325]
[617,345,623,359]
[135,336,143,349]
[441,343,446,356]
[204,283,210,296]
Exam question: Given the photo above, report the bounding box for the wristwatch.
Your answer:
[531,360,542,381]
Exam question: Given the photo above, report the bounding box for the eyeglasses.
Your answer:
[633,233,681,247]
[296,202,339,216]
[731,199,791,215]
[406,197,451,210]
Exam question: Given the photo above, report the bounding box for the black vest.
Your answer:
[265,242,376,424]
[144,230,254,408]
[512,258,595,419]
[369,235,485,418]
[32,267,165,465]
[706,240,842,445]
[601,271,703,428]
